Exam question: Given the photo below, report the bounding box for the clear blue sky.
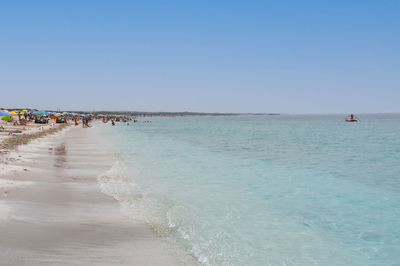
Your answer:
[1,0,399,113]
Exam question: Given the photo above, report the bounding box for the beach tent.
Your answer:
[1,115,12,122]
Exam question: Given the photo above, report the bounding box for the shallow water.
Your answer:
[98,114,400,265]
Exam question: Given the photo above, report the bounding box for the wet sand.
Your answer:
[0,125,194,265]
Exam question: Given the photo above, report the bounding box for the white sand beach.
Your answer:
[0,124,195,265]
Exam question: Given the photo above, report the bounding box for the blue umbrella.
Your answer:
[0,111,10,116]
[33,110,48,115]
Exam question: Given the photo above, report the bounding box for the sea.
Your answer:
[97,114,400,265]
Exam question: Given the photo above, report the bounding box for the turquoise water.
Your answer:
[99,114,400,265]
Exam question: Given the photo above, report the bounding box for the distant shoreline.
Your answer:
[1,108,277,117]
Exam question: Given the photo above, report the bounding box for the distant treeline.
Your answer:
[2,108,279,117]
[78,111,242,116]
[82,111,280,116]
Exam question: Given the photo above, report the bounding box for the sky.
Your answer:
[0,0,399,113]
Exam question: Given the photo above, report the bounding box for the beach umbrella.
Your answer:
[1,115,12,122]
[0,111,10,116]
[33,110,48,115]
[22,109,28,112]
[10,111,18,115]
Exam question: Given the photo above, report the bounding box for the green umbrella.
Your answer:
[1,115,12,122]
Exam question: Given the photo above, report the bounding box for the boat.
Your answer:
[345,114,358,122]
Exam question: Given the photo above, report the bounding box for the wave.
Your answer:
[96,155,209,265]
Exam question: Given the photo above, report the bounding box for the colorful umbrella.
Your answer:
[1,115,12,122]
[33,110,48,115]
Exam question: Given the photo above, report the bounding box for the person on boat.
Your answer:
[345,114,358,122]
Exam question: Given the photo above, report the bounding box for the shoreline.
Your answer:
[0,124,195,265]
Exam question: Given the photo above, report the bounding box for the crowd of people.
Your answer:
[1,110,103,129]
[102,115,134,126]
[1,109,148,133]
